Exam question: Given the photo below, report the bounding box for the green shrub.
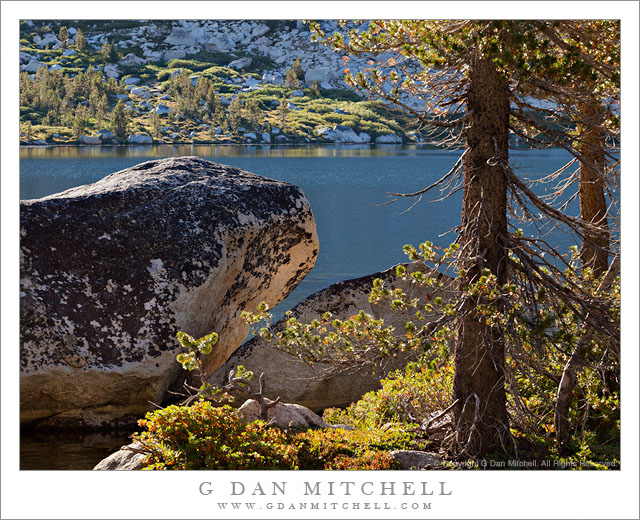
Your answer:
[134,402,299,470]
[167,58,216,71]
[294,425,415,470]
[323,358,454,428]
[133,401,413,470]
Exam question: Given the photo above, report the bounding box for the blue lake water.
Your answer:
[20,144,580,319]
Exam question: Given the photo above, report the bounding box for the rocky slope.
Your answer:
[19,19,422,146]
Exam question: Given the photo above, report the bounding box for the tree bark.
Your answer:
[452,54,510,456]
[578,101,610,276]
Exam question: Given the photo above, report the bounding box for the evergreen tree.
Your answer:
[111,99,128,141]
[73,105,90,138]
[227,97,242,133]
[100,38,119,63]
[58,26,69,49]
[75,28,86,52]
[292,57,305,81]
[244,98,262,129]
[277,95,289,131]
[308,20,620,456]
[285,67,300,89]
[311,80,321,97]
[151,110,162,139]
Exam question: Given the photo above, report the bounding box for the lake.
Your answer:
[19,143,578,469]
[20,144,580,317]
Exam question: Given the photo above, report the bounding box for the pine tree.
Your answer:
[277,95,289,131]
[73,105,89,139]
[58,26,69,49]
[75,29,86,52]
[285,67,300,89]
[292,57,305,81]
[227,97,242,133]
[244,98,263,129]
[111,99,128,141]
[310,20,620,456]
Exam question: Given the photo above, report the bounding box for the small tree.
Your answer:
[111,99,128,141]
[24,120,33,141]
[73,105,90,139]
[292,57,305,81]
[311,80,321,97]
[58,26,69,49]
[244,98,263,129]
[75,29,86,52]
[151,110,162,140]
[227,97,242,133]
[100,38,119,63]
[277,95,289,131]
[285,68,300,89]
[206,86,221,116]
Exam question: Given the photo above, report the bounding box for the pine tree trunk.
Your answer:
[452,54,510,456]
[578,102,610,276]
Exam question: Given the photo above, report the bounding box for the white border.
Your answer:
[2,2,638,519]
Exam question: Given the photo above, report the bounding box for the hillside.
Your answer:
[19,19,423,146]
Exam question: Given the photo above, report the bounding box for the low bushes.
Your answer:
[323,358,454,429]
[132,401,416,470]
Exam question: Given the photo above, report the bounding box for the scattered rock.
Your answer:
[21,61,45,73]
[251,24,270,38]
[163,49,186,61]
[316,125,368,144]
[291,89,304,97]
[104,64,119,79]
[155,104,170,115]
[305,67,336,85]
[227,57,252,70]
[36,33,59,48]
[123,77,141,86]
[206,35,235,52]
[164,28,199,47]
[130,87,151,99]
[118,53,146,67]
[238,400,328,430]
[375,133,403,144]
[78,135,101,145]
[127,133,153,144]
[211,263,453,411]
[93,443,146,470]
[96,129,114,140]
[261,132,271,143]
[20,157,318,428]
[389,450,442,470]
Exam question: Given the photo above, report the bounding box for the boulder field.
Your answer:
[20,156,318,428]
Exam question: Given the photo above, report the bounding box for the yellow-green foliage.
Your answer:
[134,403,299,470]
[132,401,421,470]
[323,358,454,429]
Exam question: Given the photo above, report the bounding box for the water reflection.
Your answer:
[20,428,134,471]
[20,143,445,160]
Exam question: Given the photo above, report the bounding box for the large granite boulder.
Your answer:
[211,263,453,411]
[20,156,318,428]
